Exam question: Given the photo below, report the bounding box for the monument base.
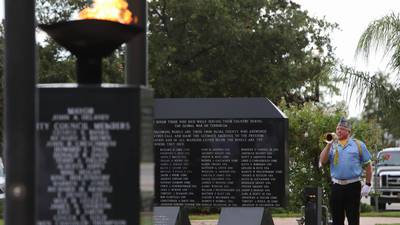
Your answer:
[218,207,274,225]
[153,207,191,225]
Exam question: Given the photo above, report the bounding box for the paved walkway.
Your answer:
[191,217,400,225]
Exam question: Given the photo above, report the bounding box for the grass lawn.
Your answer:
[0,219,152,225]
[0,217,152,225]
[189,211,400,220]
[141,216,152,225]
[1,211,399,224]
[361,211,400,217]
[0,218,153,225]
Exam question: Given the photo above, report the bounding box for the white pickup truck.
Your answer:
[371,147,400,210]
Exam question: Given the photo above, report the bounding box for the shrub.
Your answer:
[360,202,373,213]
[280,100,383,211]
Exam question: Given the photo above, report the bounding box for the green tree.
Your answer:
[356,13,400,72]
[35,0,125,84]
[38,40,76,83]
[36,0,88,24]
[359,73,400,141]
[35,0,341,103]
[149,0,339,103]
[342,13,400,138]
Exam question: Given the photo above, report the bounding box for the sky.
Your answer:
[0,1,399,117]
[292,0,400,117]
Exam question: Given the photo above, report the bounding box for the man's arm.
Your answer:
[319,143,332,166]
[361,162,373,197]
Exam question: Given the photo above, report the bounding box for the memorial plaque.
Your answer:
[154,98,288,208]
[36,84,150,225]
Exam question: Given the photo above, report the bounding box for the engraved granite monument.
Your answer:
[153,98,288,225]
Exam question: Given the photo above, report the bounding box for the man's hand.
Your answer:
[361,184,371,197]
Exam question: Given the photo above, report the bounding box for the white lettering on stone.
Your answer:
[38,107,130,225]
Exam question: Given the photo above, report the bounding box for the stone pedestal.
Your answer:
[154,207,191,225]
[218,207,274,225]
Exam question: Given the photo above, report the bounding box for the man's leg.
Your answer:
[344,181,361,225]
[330,183,345,225]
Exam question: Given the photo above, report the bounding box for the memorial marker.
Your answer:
[36,86,151,224]
[154,98,288,208]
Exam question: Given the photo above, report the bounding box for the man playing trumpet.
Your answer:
[319,117,372,225]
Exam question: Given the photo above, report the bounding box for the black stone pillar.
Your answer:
[4,0,36,224]
[125,0,148,86]
[304,187,322,225]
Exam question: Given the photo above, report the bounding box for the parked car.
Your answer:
[371,147,400,210]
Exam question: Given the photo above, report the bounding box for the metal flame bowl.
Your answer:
[38,19,142,58]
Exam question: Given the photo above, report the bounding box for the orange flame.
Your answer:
[79,0,138,25]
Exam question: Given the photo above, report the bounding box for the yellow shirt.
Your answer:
[338,138,348,147]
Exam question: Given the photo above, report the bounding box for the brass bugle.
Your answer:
[324,132,337,143]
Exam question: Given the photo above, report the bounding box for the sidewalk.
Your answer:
[191,217,400,225]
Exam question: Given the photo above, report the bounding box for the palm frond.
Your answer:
[339,65,400,110]
[355,13,400,71]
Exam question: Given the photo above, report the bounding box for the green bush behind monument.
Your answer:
[280,100,383,211]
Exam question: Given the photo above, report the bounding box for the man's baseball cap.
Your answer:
[337,117,351,131]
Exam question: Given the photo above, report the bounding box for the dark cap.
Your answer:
[337,117,351,131]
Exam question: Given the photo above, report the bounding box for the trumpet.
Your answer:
[324,132,337,143]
